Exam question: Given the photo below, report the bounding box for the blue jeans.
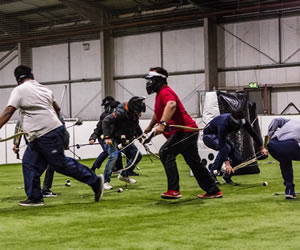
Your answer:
[120,144,142,177]
[203,134,242,175]
[93,141,123,171]
[92,140,109,169]
[268,138,300,195]
[22,126,98,201]
[104,143,142,183]
[104,145,119,183]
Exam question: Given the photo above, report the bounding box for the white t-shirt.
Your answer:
[7,80,62,141]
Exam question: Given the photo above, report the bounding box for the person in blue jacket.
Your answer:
[203,111,268,184]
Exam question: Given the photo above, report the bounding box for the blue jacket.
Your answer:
[203,113,262,160]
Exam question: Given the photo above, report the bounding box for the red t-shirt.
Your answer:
[154,85,198,138]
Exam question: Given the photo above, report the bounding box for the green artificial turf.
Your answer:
[0,155,299,250]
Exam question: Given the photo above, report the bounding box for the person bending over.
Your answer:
[203,112,268,184]
[267,117,300,199]
[144,67,222,199]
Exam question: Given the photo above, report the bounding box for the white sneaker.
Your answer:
[118,175,136,184]
[104,182,113,190]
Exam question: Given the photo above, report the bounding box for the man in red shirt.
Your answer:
[144,67,222,199]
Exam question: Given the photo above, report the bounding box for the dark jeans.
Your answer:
[268,138,300,194]
[159,132,219,194]
[22,126,98,201]
[203,134,242,175]
[92,140,123,171]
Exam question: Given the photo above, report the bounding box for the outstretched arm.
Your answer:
[0,106,16,129]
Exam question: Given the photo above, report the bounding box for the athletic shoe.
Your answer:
[198,191,223,199]
[161,190,182,199]
[286,194,296,199]
[93,174,104,202]
[128,171,139,176]
[222,174,234,184]
[118,175,136,184]
[18,199,44,207]
[104,182,113,190]
[42,190,57,198]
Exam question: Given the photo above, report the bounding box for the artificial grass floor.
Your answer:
[0,155,299,250]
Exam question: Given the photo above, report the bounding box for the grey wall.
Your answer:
[1,17,300,120]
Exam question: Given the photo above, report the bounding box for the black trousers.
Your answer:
[159,132,220,194]
[42,165,54,191]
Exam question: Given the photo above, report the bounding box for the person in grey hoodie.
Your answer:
[267,117,300,199]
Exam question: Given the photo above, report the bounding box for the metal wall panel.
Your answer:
[70,40,101,79]
[114,32,161,76]
[163,27,204,71]
[32,44,68,82]
[0,51,18,85]
[281,16,300,63]
[223,19,279,68]
[70,81,102,120]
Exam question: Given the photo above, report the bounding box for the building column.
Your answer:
[204,17,218,90]
[100,30,115,99]
[18,42,32,67]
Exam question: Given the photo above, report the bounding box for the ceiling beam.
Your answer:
[187,0,216,12]
[59,0,111,25]
[13,4,67,17]
[0,12,23,37]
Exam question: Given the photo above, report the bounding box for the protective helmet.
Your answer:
[231,110,244,120]
[101,96,115,107]
[144,67,168,95]
[14,65,34,84]
[128,96,146,114]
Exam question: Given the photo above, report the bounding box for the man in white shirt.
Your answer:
[0,65,104,206]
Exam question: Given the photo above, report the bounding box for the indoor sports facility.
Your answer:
[0,1,300,249]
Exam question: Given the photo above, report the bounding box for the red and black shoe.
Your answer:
[198,191,223,199]
[161,190,182,199]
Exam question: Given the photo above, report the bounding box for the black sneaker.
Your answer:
[286,194,296,199]
[42,190,57,198]
[222,174,234,184]
[92,174,104,202]
[128,171,139,176]
[18,199,44,207]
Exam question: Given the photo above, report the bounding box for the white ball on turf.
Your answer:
[117,188,123,192]
[263,181,268,186]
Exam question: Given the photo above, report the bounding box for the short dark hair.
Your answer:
[149,67,168,78]
[14,65,34,83]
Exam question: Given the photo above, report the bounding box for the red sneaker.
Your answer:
[198,191,223,199]
[161,190,182,199]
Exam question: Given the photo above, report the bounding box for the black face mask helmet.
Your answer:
[144,67,168,95]
[127,96,146,114]
[101,96,116,112]
[14,65,34,84]
[229,110,245,131]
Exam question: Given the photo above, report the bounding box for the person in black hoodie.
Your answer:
[89,96,122,174]
[102,96,145,188]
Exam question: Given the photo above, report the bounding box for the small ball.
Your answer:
[117,188,123,193]
[263,181,268,186]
